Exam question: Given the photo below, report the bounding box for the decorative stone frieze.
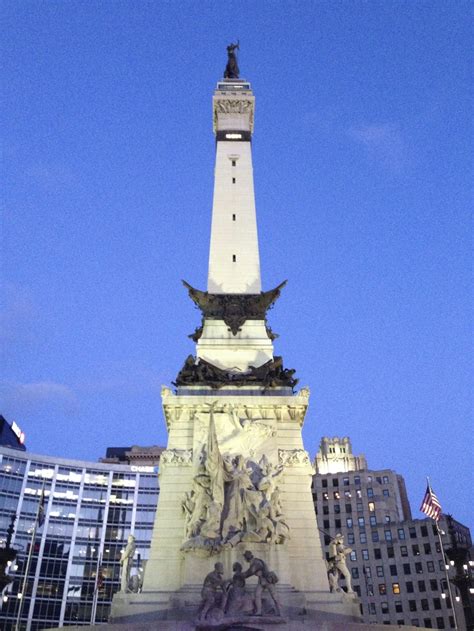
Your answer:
[160,449,193,467]
[278,449,311,468]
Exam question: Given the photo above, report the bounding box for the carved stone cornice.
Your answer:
[160,449,193,467]
[278,449,312,468]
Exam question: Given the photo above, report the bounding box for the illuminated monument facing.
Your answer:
[111,47,361,629]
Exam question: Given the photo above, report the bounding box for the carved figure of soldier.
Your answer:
[199,562,226,621]
[242,550,281,616]
[222,561,247,614]
[328,533,355,593]
[119,534,136,592]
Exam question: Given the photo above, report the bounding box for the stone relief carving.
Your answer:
[215,99,253,115]
[161,449,193,466]
[181,408,289,556]
[278,448,311,467]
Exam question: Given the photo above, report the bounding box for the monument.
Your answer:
[110,46,361,629]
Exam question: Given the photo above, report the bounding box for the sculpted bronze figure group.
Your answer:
[197,550,281,624]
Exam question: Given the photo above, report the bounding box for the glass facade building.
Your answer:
[0,445,159,630]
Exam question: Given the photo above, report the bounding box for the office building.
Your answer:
[313,437,471,629]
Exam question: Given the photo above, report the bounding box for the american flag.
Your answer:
[420,483,442,521]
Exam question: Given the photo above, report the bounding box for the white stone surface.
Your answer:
[208,82,260,294]
[196,319,273,370]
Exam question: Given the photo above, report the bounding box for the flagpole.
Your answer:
[90,552,102,625]
[426,477,459,631]
[15,482,45,631]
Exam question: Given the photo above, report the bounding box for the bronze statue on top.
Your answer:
[224,41,240,79]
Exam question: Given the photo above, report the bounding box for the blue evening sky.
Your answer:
[2,1,472,526]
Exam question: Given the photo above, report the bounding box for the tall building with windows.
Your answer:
[0,444,161,631]
[312,437,471,630]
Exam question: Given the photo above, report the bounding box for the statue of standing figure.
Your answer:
[241,550,281,617]
[198,562,226,622]
[327,533,355,593]
[119,534,136,592]
[224,41,240,79]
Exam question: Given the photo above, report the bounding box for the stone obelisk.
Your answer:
[111,46,360,628]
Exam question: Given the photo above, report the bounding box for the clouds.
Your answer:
[347,123,408,174]
[0,380,79,417]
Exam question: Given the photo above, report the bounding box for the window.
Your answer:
[421,599,429,611]
[367,583,374,595]
[433,598,441,610]
[232,214,236,221]
[430,579,438,591]
[351,567,359,579]
[323,492,328,500]
[322,479,328,488]
[334,504,341,513]
[418,580,426,592]
[436,541,442,553]
[401,545,408,557]
[383,489,390,497]
[376,566,384,577]
[390,564,397,576]
[385,529,392,541]
[395,601,403,612]
[427,561,435,573]
[358,517,365,527]
[420,525,428,537]
[398,528,406,540]
[369,515,377,526]
[409,600,417,612]
[415,562,423,574]
[333,478,339,487]
[354,476,360,486]
[334,491,340,499]
[343,477,349,486]
[367,476,372,482]
[368,502,375,512]
[365,567,372,578]
[424,543,432,554]
[362,549,369,560]
[381,602,389,613]
[409,527,417,539]
[369,603,376,615]
[367,488,374,498]
[392,583,401,594]
[323,519,330,529]
[374,548,382,560]
[403,563,411,575]
[346,518,353,528]
[411,620,420,627]
[347,533,355,544]
[356,502,363,511]
[345,503,352,513]
[406,581,414,593]
[424,619,433,628]
[436,618,445,629]
[350,551,357,561]
[323,505,329,515]
[232,254,236,262]
[412,544,420,556]
[379,583,387,595]
[335,519,341,529]
[385,515,391,523]
[372,531,379,542]
[360,532,367,543]
[383,475,389,483]
[344,490,352,499]
[232,177,236,183]
[387,547,395,558]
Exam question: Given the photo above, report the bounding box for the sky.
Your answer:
[1,1,472,527]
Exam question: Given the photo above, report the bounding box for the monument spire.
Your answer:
[208,55,260,294]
